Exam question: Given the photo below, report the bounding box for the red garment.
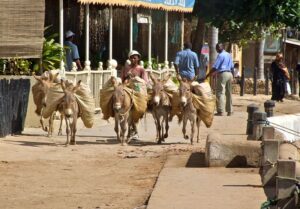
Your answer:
[121,65,148,83]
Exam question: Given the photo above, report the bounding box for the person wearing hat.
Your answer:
[64,30,83,71]
[121,50,148,83]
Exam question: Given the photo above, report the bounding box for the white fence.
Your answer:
[64,61,176,109]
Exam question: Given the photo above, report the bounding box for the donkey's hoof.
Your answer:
[70,141,76,145]
[58,131,62,136]
[157,140,162,144]
[163,133,168,139]
[184,135,189,140]
[121,143,128,146]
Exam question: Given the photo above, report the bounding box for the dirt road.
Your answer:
[0,94,299,209]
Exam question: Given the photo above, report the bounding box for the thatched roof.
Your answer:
[77,0,195,13]
[0,0,45,58]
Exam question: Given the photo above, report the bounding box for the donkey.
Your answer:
[178,77,201,145]
[57,79,81,145]
[111,77,135,146]
[149,74,172,144]
[32,72,60,136]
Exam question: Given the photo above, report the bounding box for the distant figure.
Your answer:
[206,43,234,116]
[233,63,241,78]
[270,53,289,102]
[174,42,200,81]
[64,30,83,71]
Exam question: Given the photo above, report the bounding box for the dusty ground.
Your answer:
[0,94,299,209]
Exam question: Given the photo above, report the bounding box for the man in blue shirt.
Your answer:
[206,43,234,116]
[174,42,199,81]
[64,30,83,71]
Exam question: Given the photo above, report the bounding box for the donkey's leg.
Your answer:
[157,118,162,144]
[152,112,159,141]
[196,117,201,143]
[182,116,188,140]
[163,111,169,139]
[70,117,77,145]
[49,112,56,137]
[190,118,195,145]
[121,117,128,146]
[58,114,64,136]
[65,118,70,145]
[40,108,48,132]
[114,116,120,142]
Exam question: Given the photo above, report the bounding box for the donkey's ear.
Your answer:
[162,74,172,84]
[33,75,43,83]
[72,80,81,93]
[52,72,60,82]
[61,79,66,92]
[111,76,117,85]
[176,74,182,82]
[149,73,157,84]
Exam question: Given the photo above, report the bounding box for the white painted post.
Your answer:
[148,10,152,71]
[109,6,113,61]
[59,0,65,76]
[84,4,91,87]
[98,62,104,90]
[181,13,184,50]
[129,7,133,52]
[164,11,169,70]
[85,4,90,63]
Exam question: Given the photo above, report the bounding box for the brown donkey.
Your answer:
[111,77,135,146]
[32,72,60,136]
[57,79,81,145]
[149,74,171,144]
[178,78,201,145]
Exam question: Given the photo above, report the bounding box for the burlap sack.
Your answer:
[75,83,95,128]
[43,82,95,128]
[128,76,147,95]
[124,87,147,123]
[99,87,115,120]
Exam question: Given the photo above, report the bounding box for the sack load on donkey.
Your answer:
[170,77,216,128]
[99,76,148,145]
[42,79,95,128]
[100,76,148,123]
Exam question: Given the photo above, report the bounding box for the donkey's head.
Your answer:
[61,79,81,118]
[111,77,127,112]
[178,75,192,107]
[150,73,171,106]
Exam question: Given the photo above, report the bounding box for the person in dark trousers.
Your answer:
[174,42,200,81]
[270,53,289,102]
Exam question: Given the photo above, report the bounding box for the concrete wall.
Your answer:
[268,114,300,142]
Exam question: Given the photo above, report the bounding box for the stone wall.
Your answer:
[232,78,272,95]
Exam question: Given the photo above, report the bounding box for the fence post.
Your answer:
[265,68,269,95]
[253,67,257,95]
[264,100,275,117]
[240,66,245,96]
[246,104,259,135]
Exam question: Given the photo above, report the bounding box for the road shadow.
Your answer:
[4,140,56,147]
[186,152,207,168]
[223,184,262,188]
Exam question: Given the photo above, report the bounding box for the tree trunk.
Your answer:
[256,30,265,80]
[192,16,206,54]
[208,26,219,68]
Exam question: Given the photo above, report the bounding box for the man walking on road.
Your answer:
[174,42,200,81]
[206,43,234,116]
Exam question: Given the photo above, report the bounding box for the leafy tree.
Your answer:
[192,0,300,79]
